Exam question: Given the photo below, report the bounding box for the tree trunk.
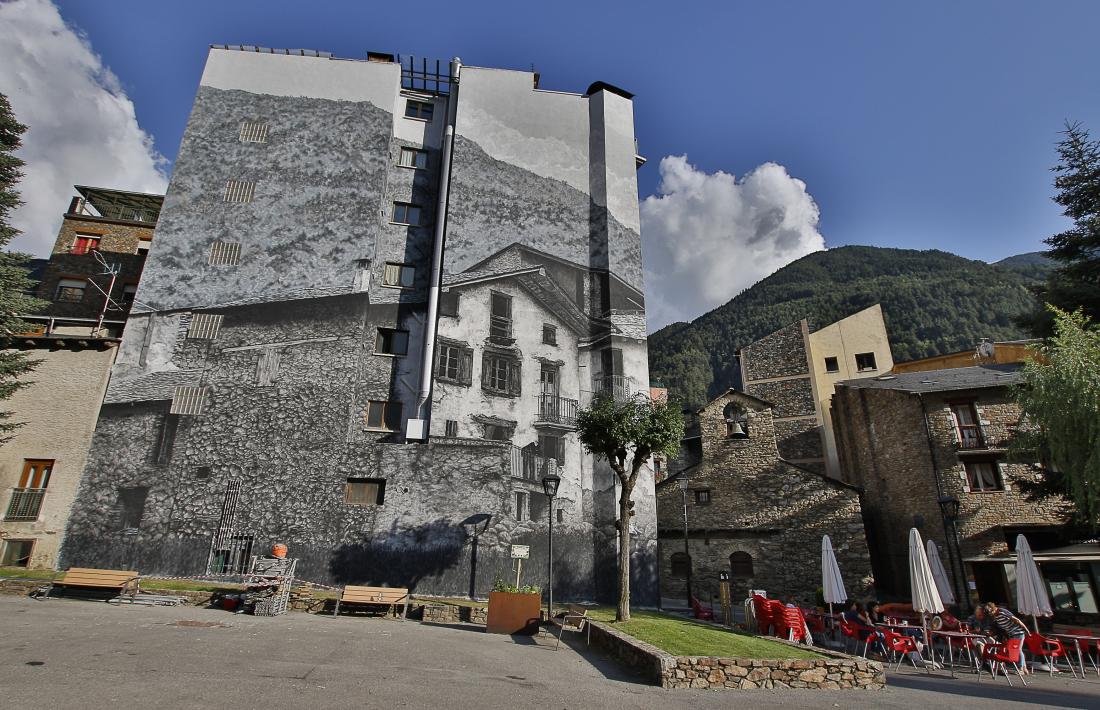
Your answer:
[616,478,633,622]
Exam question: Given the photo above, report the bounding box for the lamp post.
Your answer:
[677,476,693,605]
[937,495,967,611]
[542,472,561,621]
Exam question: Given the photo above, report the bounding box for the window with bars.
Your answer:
[404,99,434,121]
[55,278,86,303]
[208,241,242,266]
[365,400,402,431]
[239,120,269,143]
[965,460,1004,492]
[391,202,422,226]
[375,328,409,356]
[345,478,386,506]
[382,262,415,288]
[398,147,429,168]
[223,180,256,203]
[187,313,224,340]
[170,386,209,416]
[490,292,512,341]
[444,420,458,437]
[482,353,520,396]
[435,341,472,386]
[694,489,711,505]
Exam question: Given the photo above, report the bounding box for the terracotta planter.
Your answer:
[486,591,541,635]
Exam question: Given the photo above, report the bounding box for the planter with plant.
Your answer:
[486,579,542,635]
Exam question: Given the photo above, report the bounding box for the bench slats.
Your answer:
[58,568,137,588]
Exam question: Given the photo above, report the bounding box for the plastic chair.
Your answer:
[1024,633,1079,677]
[882,629,921,671]
[690,595,714,621]
[751,595,772,635]
[779,607,808,643]
[978,638,1028,686]
[1064,628,1100,675]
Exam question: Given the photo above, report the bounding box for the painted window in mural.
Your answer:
[538,433,565,464]
[55,278,86,302]
[345,478,386,506]
[117,486,149,529]
[398,147,429,169]
[542,324,557,345]
[484,423,513,441]
[435,341,472,385]
[404,99,434,121]
[365,400,402,431]
[444,420,458,437]
[239,120,269,143]
[489,292,512,341]
[439,291,459,317]
[382,262,416,288]
[514,491,529,521]
[391,202,422,226]
[375,328,409,356]
[482,353,520,396]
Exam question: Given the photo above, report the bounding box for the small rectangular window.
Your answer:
[365,400,402,431]
[187,313,224,340]
[439,291,460,317]
[239,120,269,143]
[382,262,416,288]
[55,278,86,303]
[223,180,256,203]
[71,234,100,255]
[542,324,557,346]
[445,420,458,437]
[484,423,514,441]
[824,356,839,373]
[965,460,1004,492]
[855,352,877,372]
[208,241,242,266]
[404,99,434,121]
[170,386,209,416]
[345,478,386,506]
[375,328,409,356]
[119,283,138,305]
[153,413,179,465]
[694,489,712,505]
[391,202,422,226]
[515,491,529,521]
[0,539,34,567]
[398,147,429,169]
[490,292,513,341]
[482,354,520,396]
[118,486,149,529]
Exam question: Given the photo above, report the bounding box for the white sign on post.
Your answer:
[511,545,530,559]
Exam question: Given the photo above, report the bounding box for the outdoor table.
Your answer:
[930,630,988,678]
[1051,633,1100,678]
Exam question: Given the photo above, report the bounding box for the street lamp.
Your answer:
[542,472,561,621]
[677,476,693,606]
[937,495,968,611]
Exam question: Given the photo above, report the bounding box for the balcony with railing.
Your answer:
[4,488,45,521]
[536,395,578,427]
[956,423,992,451]
[591,374,632,401]
[510,446,559,481]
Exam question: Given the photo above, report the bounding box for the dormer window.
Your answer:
[723,402,749,439]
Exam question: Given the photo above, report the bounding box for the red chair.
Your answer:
[779,607,808,643]
[1024,633,1079,677]
[804,612,826,635]
[690,595,714,621]
[882,629,920,671]
[751,595,772,634]
[838,620,875,656]
[978,638,1028,686]
[764,600,786,635]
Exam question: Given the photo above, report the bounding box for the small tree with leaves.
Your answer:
[577,394,683,621]
[1012,308,1100,529]
[0,93,47,443]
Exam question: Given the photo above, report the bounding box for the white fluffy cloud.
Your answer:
[641,155,826,331]
[0,0,168,255]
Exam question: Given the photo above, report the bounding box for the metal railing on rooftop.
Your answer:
[69,197,159,225]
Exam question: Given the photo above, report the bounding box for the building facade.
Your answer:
[60,46,656,603]
[739,305,894,480]
[0,187,161,569]
[655,390,872,606]
[831,365,1073,607]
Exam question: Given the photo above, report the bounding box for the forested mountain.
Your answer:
[648,246,1051,406]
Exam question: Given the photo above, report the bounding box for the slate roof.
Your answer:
[836,364,1023,393]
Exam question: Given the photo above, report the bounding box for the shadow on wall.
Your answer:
[329,518,467,590]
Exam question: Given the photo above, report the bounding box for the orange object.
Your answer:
[272,543,287,558]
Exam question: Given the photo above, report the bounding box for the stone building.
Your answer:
[655,390,872,606]
[1,187,162,569]
[739,305,893,480]
[60,46,656,603]
[831,365,1073,607]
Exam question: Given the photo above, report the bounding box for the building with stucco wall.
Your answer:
[60,46,656,603]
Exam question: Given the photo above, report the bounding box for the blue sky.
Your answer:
[5,0,1099,326]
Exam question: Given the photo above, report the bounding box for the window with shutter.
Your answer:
[482,353,519,396]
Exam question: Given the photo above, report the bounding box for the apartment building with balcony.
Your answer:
[0,187,162,569]
[60,46,656,602]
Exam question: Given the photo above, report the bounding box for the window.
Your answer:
[730,551,754,578]
[153,413,179,465]
[482,353,520,396]
[239,120,269,143]
[119,284,138,306]
[5,459,53,522]
[951,402,985,449]
[382,262,416,288]
[484,423,514,441]
[398,147,429,168]
[439,291,460,317]
[824,356,839,373]
[187,313,224,340]
[223,180,256,203]
[445,420,458,437]
[375,328,409,356]
[435,341,472,385]
[490,292,513,341]
[170,386,209,416]
[557,509,564,524]
[965,460,1004,492]
[600,347,623,375]
[391,202,422,226]
[55,278,86,303]
[542,324,557,346]
[118,486,149,529]
[539,433,565,464]
[404,99,434,121]
[670,552,691,578]
[694,489,711,505]
[855,352,877,372]
[514,491,529,521]
[194,466,211,480]
[71,234,100,255]
[18,459,52,489]
[0,540,33,567]
[208,241,242,266]
[345,478,386,506]
[365,400,402,431]
[256,348,280,387]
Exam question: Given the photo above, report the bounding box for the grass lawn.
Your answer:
[0,567,59,580]
[588,608,824,660]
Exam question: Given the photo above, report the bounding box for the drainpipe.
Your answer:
[407,57,460,440]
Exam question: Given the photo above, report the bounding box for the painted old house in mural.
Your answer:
[60,46,655,603]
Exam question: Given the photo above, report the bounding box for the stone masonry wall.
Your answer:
[740,321,810,382]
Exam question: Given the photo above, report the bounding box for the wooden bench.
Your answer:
[36,568,140,600]
[549,604,590,650]
[333,585,409,620]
